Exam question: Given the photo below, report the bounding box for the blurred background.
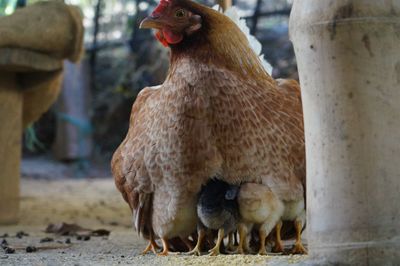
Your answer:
[1,0,297,179]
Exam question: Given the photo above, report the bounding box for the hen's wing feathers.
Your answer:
[209,69,305,201]
[111,87,159,239]
[276,79,306,188]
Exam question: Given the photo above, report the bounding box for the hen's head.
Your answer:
[140,0,203,47]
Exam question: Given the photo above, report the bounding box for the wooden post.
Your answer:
[0,1,83,224]
[0,73,21,224]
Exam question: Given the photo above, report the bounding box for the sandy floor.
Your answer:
[0,178,307,266]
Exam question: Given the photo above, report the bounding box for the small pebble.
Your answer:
[1,244,8,251]
[76,236,83,241]
[65,238,71,244]
[40,237,54,243]
[1,255,8,259]
[83,236,90,241]
[16,231,29,239]
[26,246,37,253]
[1,239,7,246]
[121,255,125,258]
[4,247,15,254]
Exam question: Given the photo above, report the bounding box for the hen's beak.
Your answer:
[139,16,163,29]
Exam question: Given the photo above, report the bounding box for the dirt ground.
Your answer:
[0,177,308,266]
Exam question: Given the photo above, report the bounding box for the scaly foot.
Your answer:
[291,242,307,255]
[208,246,220,256]
[208,228,224,256]
[157,238,177,256]
[236,247,245,254]
[273,242,284,253]
[258,248,268,256]
[141,240,160,255]
[186,246,202,256]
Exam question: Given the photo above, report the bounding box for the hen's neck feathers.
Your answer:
[169,2,274,85]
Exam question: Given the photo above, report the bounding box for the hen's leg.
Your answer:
[158,238,171,256]
[208,228,224,256]
[186,228,206,256]
[141,240,160,255]
[141,234,160,255]
[273,221,284,253]
[291,220,307,254]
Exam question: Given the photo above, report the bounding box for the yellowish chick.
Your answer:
[237,183,307,255]
[237,183,284,255]
[276,198,306,254]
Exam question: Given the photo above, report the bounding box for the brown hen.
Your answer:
[111,0,305,256]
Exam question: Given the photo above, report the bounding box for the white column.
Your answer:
[290,1,400,264]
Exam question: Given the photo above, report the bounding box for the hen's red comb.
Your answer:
[152,0,172,16]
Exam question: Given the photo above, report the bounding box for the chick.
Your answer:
[275,199,307,254]
[237,183,285,255]
[237,183,307,255]
[189,179,240,256]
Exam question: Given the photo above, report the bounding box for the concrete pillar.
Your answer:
[290,1,400,265]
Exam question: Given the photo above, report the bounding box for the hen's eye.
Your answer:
[175,9,185,18]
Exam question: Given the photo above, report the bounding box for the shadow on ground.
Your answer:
[0,178,307,266]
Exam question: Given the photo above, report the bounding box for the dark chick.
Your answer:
[189,179,239,256]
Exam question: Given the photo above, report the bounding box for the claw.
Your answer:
[291,220,307,255]
[273,243,284,253]
[258,248,268,255]
[292,242,307,255]
[186,247,202,256]
[157,238,171,256]
[208,228,224,256]
[185,228,205,256]
[141,236,160,255]
[237,246,245,255]
[208,246,220,256]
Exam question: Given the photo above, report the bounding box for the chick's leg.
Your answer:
[182,238,195,252]
[237,224,247,254]
[258,228,268,255]
[273,221,284,253]
[227,233,236,252]
[208,228,224,256]
[186,228,206,256]
[291,220,307,254]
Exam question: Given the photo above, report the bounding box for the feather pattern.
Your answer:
[213,4,273,75]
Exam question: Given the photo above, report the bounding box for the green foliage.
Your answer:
[0,0,18,15]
